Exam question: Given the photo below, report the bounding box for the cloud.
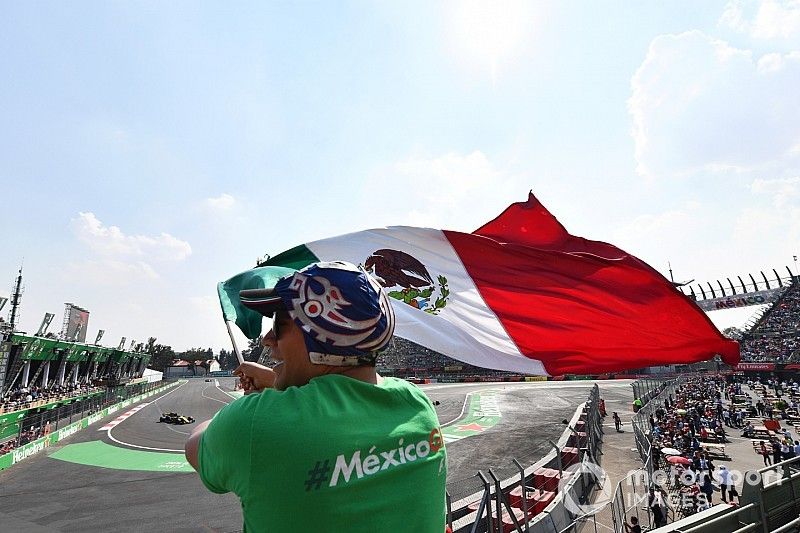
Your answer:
[363,150,524,231]
[750,175,800,207]
[72,212,192,261]
[205,193,236,211]
[720,0,800,42]
[64,259,159,285]
[629,30,800,180]
[733,176,800,259]
[611,207,703,270]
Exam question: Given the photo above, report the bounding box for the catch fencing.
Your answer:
[447,384,605,533]
[610,376,686,532]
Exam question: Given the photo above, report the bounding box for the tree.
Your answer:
[217,348,238,370]
[244,335,264,362]
[148,343,176,372]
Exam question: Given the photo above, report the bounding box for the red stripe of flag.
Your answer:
[443,193,739,375]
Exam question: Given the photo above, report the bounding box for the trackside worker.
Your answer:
[185,261,447,532]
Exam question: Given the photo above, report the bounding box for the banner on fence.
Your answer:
[0,381,179,471]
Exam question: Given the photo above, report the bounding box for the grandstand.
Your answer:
[739,280,800,363]
[0,333,151,451]
[377,338,525,380]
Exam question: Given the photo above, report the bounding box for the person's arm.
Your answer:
[185,396,257,495]
[185,420,212,471]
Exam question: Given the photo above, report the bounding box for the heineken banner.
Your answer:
[0,381,180,471]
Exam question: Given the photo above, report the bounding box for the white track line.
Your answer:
[440,390,478,428]
[217,379,244,400]
[106,430,184,453]
[98,404,150,431]
[201,384,231,405]
[105,381,192,453]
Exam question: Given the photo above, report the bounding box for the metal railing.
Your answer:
[610,376,685,532]
[1,380,173,451]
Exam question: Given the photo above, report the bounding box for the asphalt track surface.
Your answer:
[0,378,633,532]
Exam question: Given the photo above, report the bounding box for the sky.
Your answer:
[1,0,799,353]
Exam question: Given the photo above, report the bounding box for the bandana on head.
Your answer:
[274,261,395,366]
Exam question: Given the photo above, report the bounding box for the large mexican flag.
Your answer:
[219,193,739,376]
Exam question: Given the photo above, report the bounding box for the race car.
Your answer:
[159,412,195,425]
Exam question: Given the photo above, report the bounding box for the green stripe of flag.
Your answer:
[263,244,319,270]
[217,244,319,339]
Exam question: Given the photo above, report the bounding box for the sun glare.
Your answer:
[445,0,535,83]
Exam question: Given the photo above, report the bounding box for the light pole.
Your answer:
[794,255,798,281]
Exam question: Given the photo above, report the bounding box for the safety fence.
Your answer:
[446,384,605,533]
[610,376,686,532]
[632,377,671,410]
[0,379,180,470]
[617,455,800,532]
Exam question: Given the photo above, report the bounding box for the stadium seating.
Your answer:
[376,338,523,379]
[739,280,800,362]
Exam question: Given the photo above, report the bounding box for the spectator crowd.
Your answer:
[645,376,745,520]
[740,281,800,362]
[1,383,100,414]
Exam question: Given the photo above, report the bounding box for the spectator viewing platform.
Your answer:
[739,279,800,363]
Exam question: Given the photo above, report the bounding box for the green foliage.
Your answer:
[217,348,238,370]
[147,343,176,372]
[244,336,264,363]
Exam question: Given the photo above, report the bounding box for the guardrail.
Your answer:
[446,384,605,533]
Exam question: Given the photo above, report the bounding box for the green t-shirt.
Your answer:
[198,374,447,533]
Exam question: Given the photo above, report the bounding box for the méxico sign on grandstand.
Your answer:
[694,288,781,312]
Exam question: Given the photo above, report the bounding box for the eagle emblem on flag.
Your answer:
[364,249,450,315]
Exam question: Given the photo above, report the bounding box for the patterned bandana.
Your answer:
[274,261,395,366]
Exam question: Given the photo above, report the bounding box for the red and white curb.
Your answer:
[98,403,151,431]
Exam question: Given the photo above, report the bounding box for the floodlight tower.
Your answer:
[8,266,23,332]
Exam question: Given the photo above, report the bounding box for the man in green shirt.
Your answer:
[186,261,447,532]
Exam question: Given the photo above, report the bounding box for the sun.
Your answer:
[445,0,536,83]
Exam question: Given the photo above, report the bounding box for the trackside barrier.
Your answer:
[0,380,181,471]
[1,380,179,448]
[610,376,685,532]
[447,384,605,533]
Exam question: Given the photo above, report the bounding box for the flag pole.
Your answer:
[226,321,244,365]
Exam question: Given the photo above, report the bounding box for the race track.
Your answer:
[0,378,633,532]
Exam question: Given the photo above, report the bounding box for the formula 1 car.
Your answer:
[159,412,195,425]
